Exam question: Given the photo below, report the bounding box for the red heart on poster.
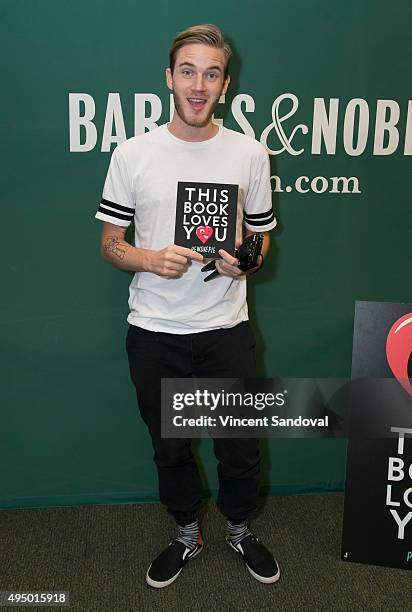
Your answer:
[386,312,412,396]
[196,226,213,244]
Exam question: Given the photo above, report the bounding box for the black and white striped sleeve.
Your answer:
[95,147,135,227]
[243,148,276,232]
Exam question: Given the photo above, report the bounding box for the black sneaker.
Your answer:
[226,534,280,584]
[146,535,203,588]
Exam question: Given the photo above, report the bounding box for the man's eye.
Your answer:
[182,69,193,77]
[207,73,218,80]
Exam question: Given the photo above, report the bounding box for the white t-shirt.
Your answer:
[95,124,276,333]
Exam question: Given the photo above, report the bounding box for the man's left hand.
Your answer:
[216,239,244,278]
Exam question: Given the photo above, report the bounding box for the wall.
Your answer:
[2,0,411,508]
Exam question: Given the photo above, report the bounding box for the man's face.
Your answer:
[166,43,230,129]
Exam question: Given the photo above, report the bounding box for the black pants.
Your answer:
[126,321,260,525]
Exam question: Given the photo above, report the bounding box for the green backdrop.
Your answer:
[2,0,411,508]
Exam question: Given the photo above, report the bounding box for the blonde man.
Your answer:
[96,24,279,588]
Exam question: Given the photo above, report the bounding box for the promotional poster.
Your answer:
[342,301,412,570]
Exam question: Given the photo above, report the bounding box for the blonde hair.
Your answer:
[169,24,232,78]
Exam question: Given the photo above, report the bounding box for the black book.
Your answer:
[174,181,238,258]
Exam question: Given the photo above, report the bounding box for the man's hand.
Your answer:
[148,245,204,278]
[100,223,204,276]
[216,232,269,278]
[216,239,244,278]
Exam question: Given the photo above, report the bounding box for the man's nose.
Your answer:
[193,73,206,91]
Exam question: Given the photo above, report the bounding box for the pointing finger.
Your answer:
[173,245,204,262]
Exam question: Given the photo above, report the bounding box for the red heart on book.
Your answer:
[196,226,214,244]
[386,312,412,396]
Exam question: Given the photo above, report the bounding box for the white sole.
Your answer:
[146,566,183,589]
[246,563,281,584]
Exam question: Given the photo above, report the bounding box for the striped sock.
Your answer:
[176,519,200,549]
[226,520,252,547]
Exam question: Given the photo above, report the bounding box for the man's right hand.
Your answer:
[147,245,204,278]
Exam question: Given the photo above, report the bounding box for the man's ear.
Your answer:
[222,74,230,96]
[165,67,173,91]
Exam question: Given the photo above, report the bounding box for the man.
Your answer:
[95,24,279,588]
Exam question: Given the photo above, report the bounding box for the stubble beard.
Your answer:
[172,88,223,129]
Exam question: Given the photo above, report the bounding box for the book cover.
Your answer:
[174,181,238,258]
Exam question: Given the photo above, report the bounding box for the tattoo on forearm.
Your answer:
[103,236,129,260]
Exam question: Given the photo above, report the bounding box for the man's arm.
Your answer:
[99,222,203,278]
[216,230,270,278]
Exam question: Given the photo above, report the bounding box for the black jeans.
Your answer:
[126,321,260,525]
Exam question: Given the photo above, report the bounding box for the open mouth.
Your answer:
[187,98,207,111]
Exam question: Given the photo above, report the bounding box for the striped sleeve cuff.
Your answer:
[243,208,276,229]
[95,198,135,225]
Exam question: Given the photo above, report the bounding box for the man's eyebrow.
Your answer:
[177,61,223,72]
